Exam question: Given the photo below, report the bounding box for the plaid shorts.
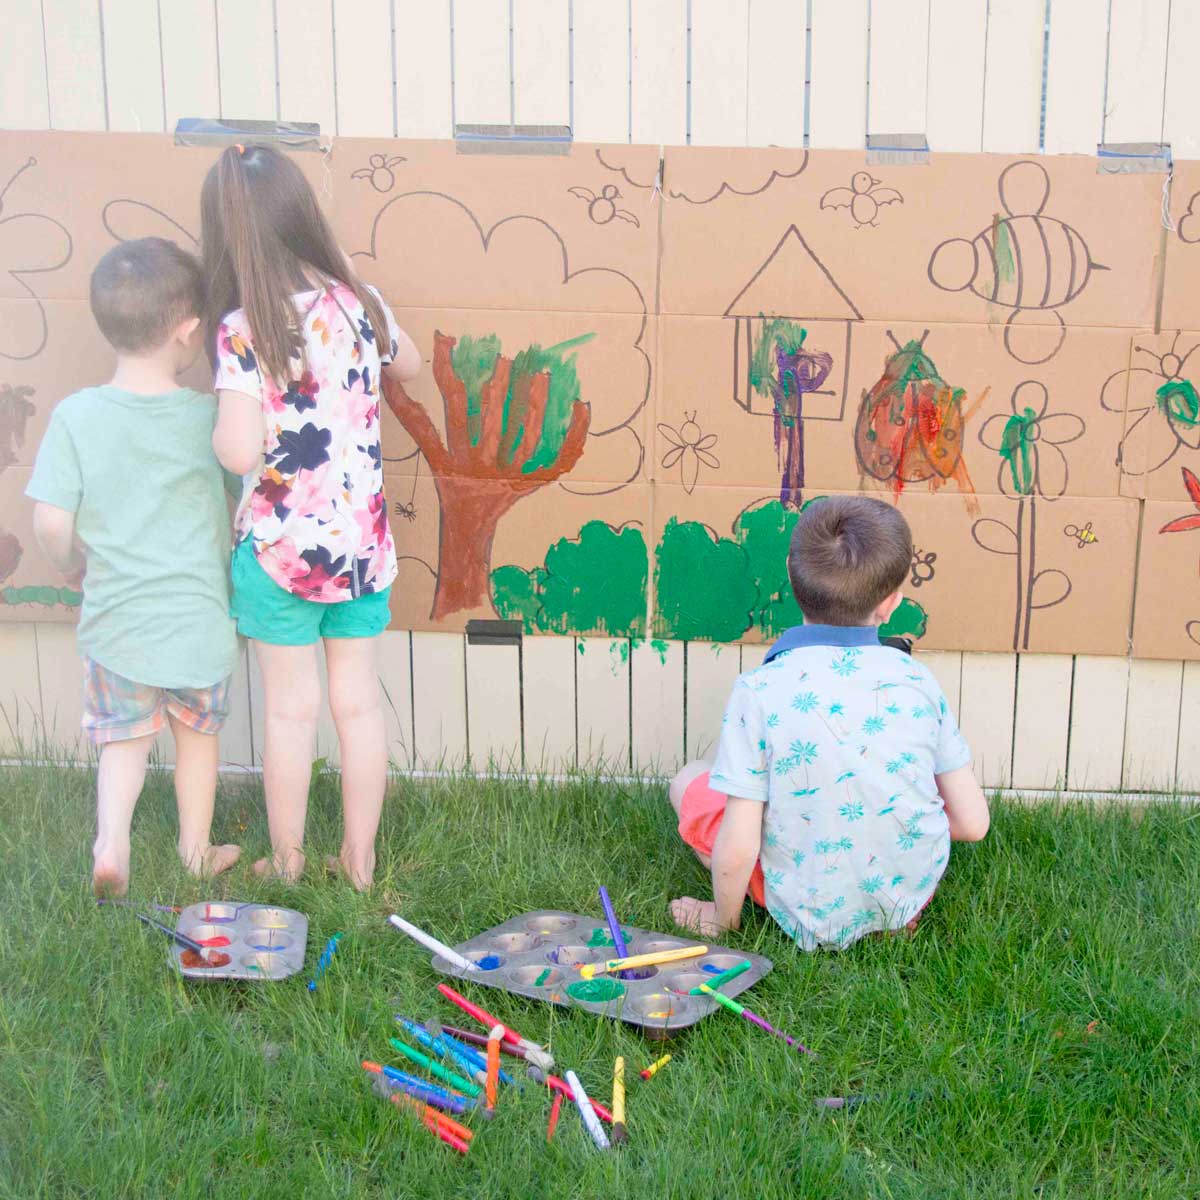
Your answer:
[82,657,231,745]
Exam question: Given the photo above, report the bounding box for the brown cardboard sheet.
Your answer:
[660,149,1162,340]
[1105,327,1200,500]
[1161,161,1200,332]
[333,139,659,316]
[1132,496,1200,660]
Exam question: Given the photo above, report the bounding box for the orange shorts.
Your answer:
[677,770,767,907]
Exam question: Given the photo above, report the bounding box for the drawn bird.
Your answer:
[567,183,640,227]
[820,172,904,228]
[351,153,407,193]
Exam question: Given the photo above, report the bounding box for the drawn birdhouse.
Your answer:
[724,225,862,421]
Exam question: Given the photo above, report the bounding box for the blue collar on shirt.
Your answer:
[763,623,881,662]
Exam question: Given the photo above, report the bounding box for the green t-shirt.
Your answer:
[24,386,237,689]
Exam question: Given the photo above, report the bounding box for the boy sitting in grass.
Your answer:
[25,238,240,896]
[669,494,989,949]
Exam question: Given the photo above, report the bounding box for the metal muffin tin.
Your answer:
[171,901,309,982]
[430,910,773,1035]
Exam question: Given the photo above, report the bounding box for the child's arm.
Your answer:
[32,502,84,582]
[936,765,990,841]
[212,390,263,476]
[382,332,421,383]
[710,796,766,930]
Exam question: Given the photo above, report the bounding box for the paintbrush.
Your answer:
[133,912,214,962]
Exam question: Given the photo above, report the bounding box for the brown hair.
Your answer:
[89,237,204,354]
[787,495,912,625]
[200,143,389,383]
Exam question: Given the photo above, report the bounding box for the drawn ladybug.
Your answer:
[567,183,640,228]
[928,160,1108,365]
[820,172,904,228]
[351,153,407,193]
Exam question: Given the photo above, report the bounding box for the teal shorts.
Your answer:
[230,539,392,645]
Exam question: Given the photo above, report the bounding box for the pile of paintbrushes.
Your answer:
[362,979,674,1154]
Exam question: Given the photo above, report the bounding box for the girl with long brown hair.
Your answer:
[203,143,420,890]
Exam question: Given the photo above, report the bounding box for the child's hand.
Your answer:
[669,896,722,937]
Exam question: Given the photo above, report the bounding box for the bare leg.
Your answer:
[92,734,155,896]
[324,635,386,891]
[169,714,240,877]
[253,640,321,881]
[669,759,713,867]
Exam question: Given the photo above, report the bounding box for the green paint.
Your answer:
[615,640,630,664]
[448,331,596,469]
[490,519,647,637]
[586,926,631,947]
[506,332,596,473]
[449,333,501,447]
[999,405,1038,495]
[880,597,928,640]
[566,978,626,1003]
[650,638,669,663]
[993,217,1016,286]
[748,318,809,423]
[534,968,551,986]
[653,517,759,642]
[2,585,82,608]
[1156,378,1200,427]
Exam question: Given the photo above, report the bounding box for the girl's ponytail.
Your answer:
[200,144,390,384]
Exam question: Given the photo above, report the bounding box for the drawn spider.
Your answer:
[352,153,407,193]
[657,411,719,494]
[567,183,640,228]
[1101,330,1200,477]
[393,500,418,522]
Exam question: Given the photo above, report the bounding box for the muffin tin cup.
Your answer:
[430,910,772,1033]
[172,902,308,982]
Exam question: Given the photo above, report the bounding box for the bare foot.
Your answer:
[93,842,130,898]
[183,843,241,878]
[324,850,375,892]
[253,850,305,882]
[669,896,721,937]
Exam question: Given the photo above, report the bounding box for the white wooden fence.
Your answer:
[2,0,1198,791]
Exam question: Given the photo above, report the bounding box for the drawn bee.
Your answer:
[910,548,937,587]
[1063,522,1098,548]
[352,153,407,193]
[567,183,640,228]
[928,161,1108,365]
[393,500,418,522]
[657,411,719,494]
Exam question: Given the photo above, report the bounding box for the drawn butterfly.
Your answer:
[657,411,719,493]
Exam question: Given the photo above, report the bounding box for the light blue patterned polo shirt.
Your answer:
[709,625,971,951]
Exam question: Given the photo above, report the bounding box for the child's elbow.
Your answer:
[385,352,421,384]
[955,809,990,842]
[213,433,257,476]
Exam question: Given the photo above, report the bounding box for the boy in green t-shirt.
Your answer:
[26,238,241,896]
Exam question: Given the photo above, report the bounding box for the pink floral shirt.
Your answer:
[216,284,401,602]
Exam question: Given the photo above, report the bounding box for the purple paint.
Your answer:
[770,344,833,508]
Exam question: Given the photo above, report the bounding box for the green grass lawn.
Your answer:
[1,765,1198,1199]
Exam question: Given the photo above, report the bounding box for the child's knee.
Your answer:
[267,676,321,725]
[669,759,710,814]
[327,675,380,726]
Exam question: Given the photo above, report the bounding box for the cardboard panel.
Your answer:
[381,307,651,487]
[1131,497,1200,661]
[648,484,1138,654]
[1109,328,1200,500]
[1159,163,1200,329]
[660,149,1162,336]
[657,317,1128,500]
[332,139,660,316]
